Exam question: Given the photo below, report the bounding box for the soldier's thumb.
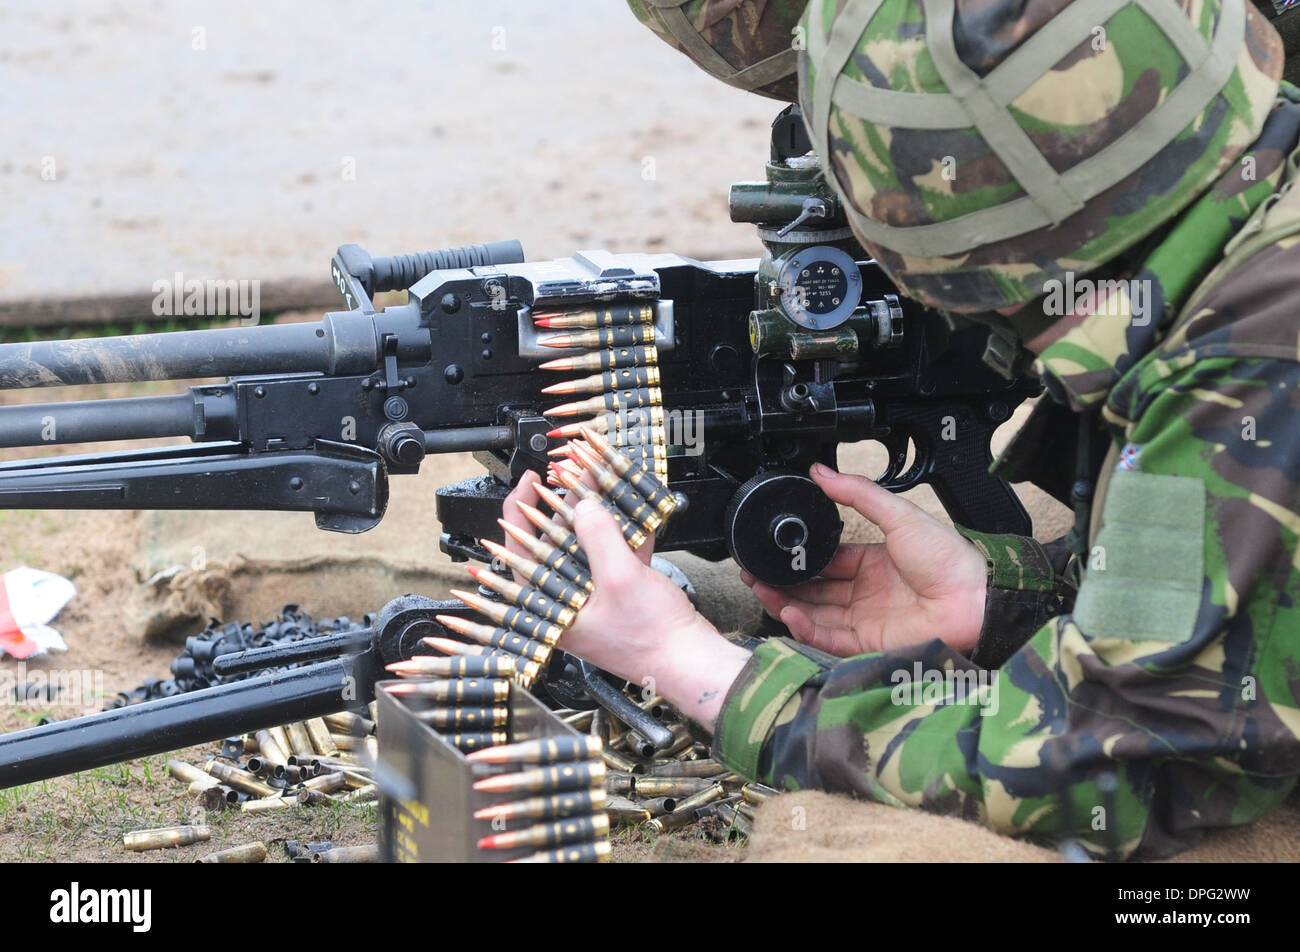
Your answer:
[571,499,640,589]
[810,461,926,535]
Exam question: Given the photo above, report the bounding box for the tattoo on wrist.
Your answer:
[697,689,719,704]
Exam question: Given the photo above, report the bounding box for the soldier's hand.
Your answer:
[565,498,749,730]
[742,462,987,657]
[501,470,655,579]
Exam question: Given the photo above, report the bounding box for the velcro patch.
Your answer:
[1072,470,1205,643]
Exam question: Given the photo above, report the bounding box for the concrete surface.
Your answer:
[0,0,778,312]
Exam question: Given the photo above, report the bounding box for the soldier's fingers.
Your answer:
[749,581,796,620]
[571,499,643,593]
[810,462,930,536]
[502,472,544,583]
[752,576,853,612]
[757,588,851,632]
[796,576,857,607]
[780,604,863,657]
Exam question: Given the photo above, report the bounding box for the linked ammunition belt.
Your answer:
[535,301,668,484]
[405,410,679,692]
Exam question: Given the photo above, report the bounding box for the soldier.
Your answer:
[504,0,1300,859]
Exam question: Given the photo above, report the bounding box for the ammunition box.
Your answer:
[377,680,602,863]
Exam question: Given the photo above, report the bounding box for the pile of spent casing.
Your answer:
[562,697,777,840]
[109,607,371,705]
[164,705,381,817]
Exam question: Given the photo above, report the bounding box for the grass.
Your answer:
[0,744,379,862]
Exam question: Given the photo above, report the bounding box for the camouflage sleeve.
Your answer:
[713,348,1300,859]
[952,528,1076,669]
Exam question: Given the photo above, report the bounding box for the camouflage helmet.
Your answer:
[799,0,1284,312]
[627,0,810,100]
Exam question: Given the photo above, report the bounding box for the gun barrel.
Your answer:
[0,310,395,390]
[0,393,225,448]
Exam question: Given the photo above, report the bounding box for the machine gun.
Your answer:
[0,107,1037,787]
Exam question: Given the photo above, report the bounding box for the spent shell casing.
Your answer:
[123,825,212,851]
[736,801,757,822]
[446,732,510,753]
[473,788,606,823]
[476,540,592,604]
[603,771,637,796]
[284,764,311,785]
[266,726,293,763]
[659,729,697,759]
[452,584,572,642]
[670,782,727,814]
[640,796,677,817]
[472,760,606,795]
[509,841,612,864]
[494,523,593,590]
[305,717,340,757]
[311,844,379,864]
[330,732,363,751]
[167,759,210,786]
[634,777,717,798]
[539,323,655,351]
[284,722,316,758]
[533,303,654,329]
[388,673,512,705]
[301,771,347,793]
[246,756,285,779]
[600,747,642,774]
[338,783,379,803]
[540,365,660,396]
[196,842,267,864]
[197,785,232,813]
[604,797,653,824]
[647,809,701,834]
[323,711,375,735]
[561,709,596,731]
[186,776,221,796]
[639,693,668,718]
[544,386,663,419]
[297,787,339,806]
[467,565,578,627]
[477,813,610,850]
[741,782,779,806]
[646,758,727,778]
[466,735,602,764]
[538,344,658,373]
[622,730,656,759]
[415,706,509,730]
[204,759,280,798]
[253,729,289,768]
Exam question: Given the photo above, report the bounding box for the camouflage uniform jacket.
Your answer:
[713,93,1300,859]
